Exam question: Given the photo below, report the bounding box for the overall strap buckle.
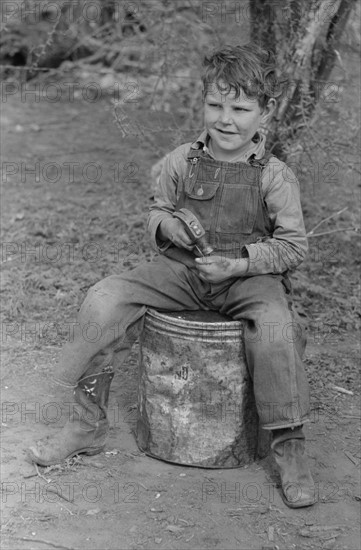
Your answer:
[187,147,203,177]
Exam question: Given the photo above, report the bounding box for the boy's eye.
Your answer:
[206,102,250,112]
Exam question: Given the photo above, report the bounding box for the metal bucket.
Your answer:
[136,309,264,468]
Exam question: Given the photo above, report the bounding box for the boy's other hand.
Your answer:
[195,256,249,283]
[159,218,194,251]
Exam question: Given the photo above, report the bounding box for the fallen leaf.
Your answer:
[90,462,105,468]
[299,526,342,540]
[323,539,337,549]
[105,449,119,456]
[86,508,100,516]
[166,525,183,534]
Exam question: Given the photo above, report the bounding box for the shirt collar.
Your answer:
[191,129,266,162]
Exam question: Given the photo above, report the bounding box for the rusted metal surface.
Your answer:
[136,309,265,468]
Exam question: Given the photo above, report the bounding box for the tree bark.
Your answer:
[250,0,357,160]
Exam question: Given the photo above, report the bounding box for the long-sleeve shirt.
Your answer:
[148,131,308,275]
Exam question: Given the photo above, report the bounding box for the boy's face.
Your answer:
[203,83,275,160]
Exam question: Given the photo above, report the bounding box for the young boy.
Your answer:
[29,44,315,508]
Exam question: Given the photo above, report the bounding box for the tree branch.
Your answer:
[307,206,348,235]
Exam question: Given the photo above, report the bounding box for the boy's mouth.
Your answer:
[216,128,236,135]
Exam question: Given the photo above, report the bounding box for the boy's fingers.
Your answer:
[195,257,212,264]
[195,255,223,264]
[171,234,194,250]
[170,230,193,246]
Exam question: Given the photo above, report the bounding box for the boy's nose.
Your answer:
[219,110,233,124]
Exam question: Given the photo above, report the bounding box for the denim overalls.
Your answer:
[56,147,310,430]
[162,145,274,270]
[179,145,272,252]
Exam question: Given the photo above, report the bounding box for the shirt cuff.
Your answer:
[154,221,173,252]
[244,244,263,275]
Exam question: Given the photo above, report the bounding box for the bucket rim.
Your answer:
[145,308,243,330]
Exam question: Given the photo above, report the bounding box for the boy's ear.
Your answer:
[261,98,277,123]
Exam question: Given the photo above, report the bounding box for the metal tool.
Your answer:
[173,208,214,257]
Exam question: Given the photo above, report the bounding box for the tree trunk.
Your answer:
[250,0,357,160]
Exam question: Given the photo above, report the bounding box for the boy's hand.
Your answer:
[195,256,249,283]
[159,218,194,251]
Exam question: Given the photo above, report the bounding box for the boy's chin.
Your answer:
[210,131,241,144]
[209,135,244,151]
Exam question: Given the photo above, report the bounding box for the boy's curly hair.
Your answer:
[202,44,287,108]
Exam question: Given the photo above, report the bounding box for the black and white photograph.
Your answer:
[1,1,360,549]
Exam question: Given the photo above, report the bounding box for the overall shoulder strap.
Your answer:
[248,151,274,168]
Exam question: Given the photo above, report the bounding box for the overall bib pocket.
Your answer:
[216,184,259,235]
[182,180,219,231]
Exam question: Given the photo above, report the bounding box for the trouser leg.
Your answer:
[213,274,314,507]
[28,257,206,465]
[216,274,309,430]
[57,256,207,387]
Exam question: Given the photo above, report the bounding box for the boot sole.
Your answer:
[281,490,316,508]
[27,445,105,467]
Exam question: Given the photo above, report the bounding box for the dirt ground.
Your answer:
[1,31,361,550]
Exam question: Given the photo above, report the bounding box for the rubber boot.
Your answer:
[271,426,316,508]
[27,365,114,466]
